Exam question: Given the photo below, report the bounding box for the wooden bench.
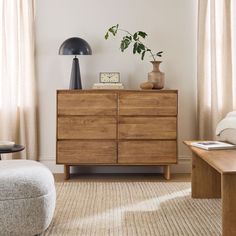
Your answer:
[184,141,236,236]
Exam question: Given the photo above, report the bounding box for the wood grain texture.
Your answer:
[57,141,117,164]
[58,92,117,116]
[57,90,178,180]
[118,141,177,164]
[58,116,117,139]
[191,153,221,198]
[222,174,236,236]
[118,117,176,139]
[119,92,177,116]
[185,141,236,235]
[184,141,236,174]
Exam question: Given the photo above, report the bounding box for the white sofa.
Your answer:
[216,111,236,144]
[0,160,56,236]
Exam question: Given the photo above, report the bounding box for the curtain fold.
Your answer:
[197,0,236,139]
[0,0,37,160]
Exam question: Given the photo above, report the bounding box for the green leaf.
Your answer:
[133,42,138,54]
[133,32,138,41]
[138,31,147,38]
[113,24,119,35]
[136,42,145,53]
[120,41,125,52]
[124,36,132,41]
[120,37,131,52]
[139,44,145,50]
[108,28,115,36]
[156,51,164,57]
[105,32,109,40]
[108,27,114,32]
[123,36,131,44]
[141,51,146,60]
[137,43,143,53]
[108,25,119,36]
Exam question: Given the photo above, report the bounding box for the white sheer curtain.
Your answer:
[0,0,37,160]
[197,0,236,139]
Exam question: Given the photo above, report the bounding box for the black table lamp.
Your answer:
[59,37,92,89]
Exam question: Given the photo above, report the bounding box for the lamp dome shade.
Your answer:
[59,37,92,55]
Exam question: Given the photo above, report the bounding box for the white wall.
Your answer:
[35,0,197,173]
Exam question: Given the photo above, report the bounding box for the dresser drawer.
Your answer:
[118,117,177,139]
[118,141,177,164]
[57,141,117,164]
[119,92,177,116]
[58,92,117,115]
[58,116,117,139]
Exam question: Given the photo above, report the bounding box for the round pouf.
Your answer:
[0,160,56,236]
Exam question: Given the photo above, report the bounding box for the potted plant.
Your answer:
[105,24,165,89]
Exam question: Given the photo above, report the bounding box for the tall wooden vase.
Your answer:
[148,61,165,89]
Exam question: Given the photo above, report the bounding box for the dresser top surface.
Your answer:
[57,89,178,94]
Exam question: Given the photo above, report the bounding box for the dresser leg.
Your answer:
[64,165,70,180]
[163,165,171,180]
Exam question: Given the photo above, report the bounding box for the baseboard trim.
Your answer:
[40,156,191,174]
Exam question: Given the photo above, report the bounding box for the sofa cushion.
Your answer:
[218,129,236,145]
[216,111,236,135]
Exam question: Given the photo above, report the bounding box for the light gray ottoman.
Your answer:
[0,160,56,236]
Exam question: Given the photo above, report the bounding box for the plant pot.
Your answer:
[148,61,165,89]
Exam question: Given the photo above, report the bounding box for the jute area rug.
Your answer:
[44,181,221,236]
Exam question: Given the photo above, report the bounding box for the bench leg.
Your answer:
[222,174,236,236]
[163,165,171,180]
[191,153,221,198]
[64,165,70,180]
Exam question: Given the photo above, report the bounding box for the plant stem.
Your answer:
[118,28,156,61]
[146,49,156,61]
[118,28,133,36]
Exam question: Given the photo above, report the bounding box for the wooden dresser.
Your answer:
[56,90,178,180]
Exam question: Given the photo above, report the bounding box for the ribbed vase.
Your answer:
[148,61,165,89]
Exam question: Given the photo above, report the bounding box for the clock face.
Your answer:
[99,72,120,83]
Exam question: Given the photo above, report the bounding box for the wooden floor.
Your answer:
[54,173,191,183]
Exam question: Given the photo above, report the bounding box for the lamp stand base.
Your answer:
[70,57,82,89]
